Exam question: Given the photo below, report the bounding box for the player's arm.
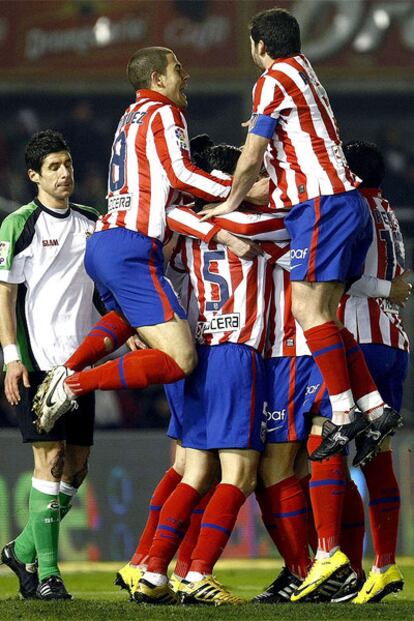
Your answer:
[166,206,261,260]
[200,132,270,220]
[167,205,288,241]
[0,281,30,405]
[152,107,231,202]
[347,271,412,307]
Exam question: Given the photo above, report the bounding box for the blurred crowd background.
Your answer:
[0,0,413,430]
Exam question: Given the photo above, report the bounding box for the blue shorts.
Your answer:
[166,380,184,441]
[265,355,314,443]
[285,190,372,283]
[85,228,185,328]
[303,343,409,416]
[181,344,266,452]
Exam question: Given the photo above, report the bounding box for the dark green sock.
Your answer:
[14,489,73,566]
[59,491,72,520]
[30,487,60,581]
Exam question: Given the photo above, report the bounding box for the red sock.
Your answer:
[146,483,201,575]
[307,434,346,552]
[256,476,311,578]
[340,479,365,578]
[362,451,400,568]
[65,311,134,371]
[299,474,318,554]
[304,322,354,414]
[65,349,185,396]
[339,327,383,413]
[174,484,217,578]
[189,484,246,575]
[130,467,182,566]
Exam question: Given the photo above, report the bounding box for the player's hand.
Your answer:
[126,335,148,351]
[228,236,262,260]
[245,177,270,205]
[389,269,412,307]
[199,200,238,221]
[4,361,30,406]
[214,230,262,260]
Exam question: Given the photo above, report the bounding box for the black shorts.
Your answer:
[15,371,95,446]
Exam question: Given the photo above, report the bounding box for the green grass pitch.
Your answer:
[0,559,413,620]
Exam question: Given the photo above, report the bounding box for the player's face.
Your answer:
[29,151,74,207]
[162,53,189,109]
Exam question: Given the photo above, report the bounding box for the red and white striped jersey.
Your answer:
[338,189,409,352]
[166,205,289,243]
[252,54,358,209]
[266,264,311,358]
[96,89,230,241]
[176,238,279,351]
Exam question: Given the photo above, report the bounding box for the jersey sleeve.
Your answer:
[151,106,231,201]
[214,210,289,241]
[0,213,30,283]
[249,73,288,138]
[166,206,220,243]
[347,275,392,299]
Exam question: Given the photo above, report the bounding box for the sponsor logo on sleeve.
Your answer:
[0,240,10,265]
[175,127,189,151]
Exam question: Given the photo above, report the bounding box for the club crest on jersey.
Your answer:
[0,240,10,265]
[175,127,189,151]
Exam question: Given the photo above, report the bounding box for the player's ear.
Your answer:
[151,70,165,89]
[258,40,266,56]
[28,169,40,184]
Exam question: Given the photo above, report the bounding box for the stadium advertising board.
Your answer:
[0,0,412,83]
[0,430,413,561]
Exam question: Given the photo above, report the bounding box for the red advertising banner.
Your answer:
[0,0,412,83]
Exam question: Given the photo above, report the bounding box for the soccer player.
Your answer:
[0,130,99,599]
[340,141,410,603]
[31,46,242,431]
[201,8,401,467]
[292,140,411,603]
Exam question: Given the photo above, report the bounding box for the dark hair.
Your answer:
[190,133,241,175]
[127,46,172,90]
[249,8,301,58]
[190,134,241,211]
[25,129,70,173]
[343,140,385,188]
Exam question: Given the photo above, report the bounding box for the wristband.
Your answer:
[3,344,21,365]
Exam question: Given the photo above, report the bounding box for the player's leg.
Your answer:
[116,443,185,595]
[33,228,197,431]
[177,449,257,605]
[134,448,217,604]
[65,309,135,372]
[354,345,408,603]
[288,193,399,459]
[59,390,95,520]
[253,356,314,603]
[1,372,70,600]
[254,442,311,603]
[176,344,264,605]
[294,446,317,554]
